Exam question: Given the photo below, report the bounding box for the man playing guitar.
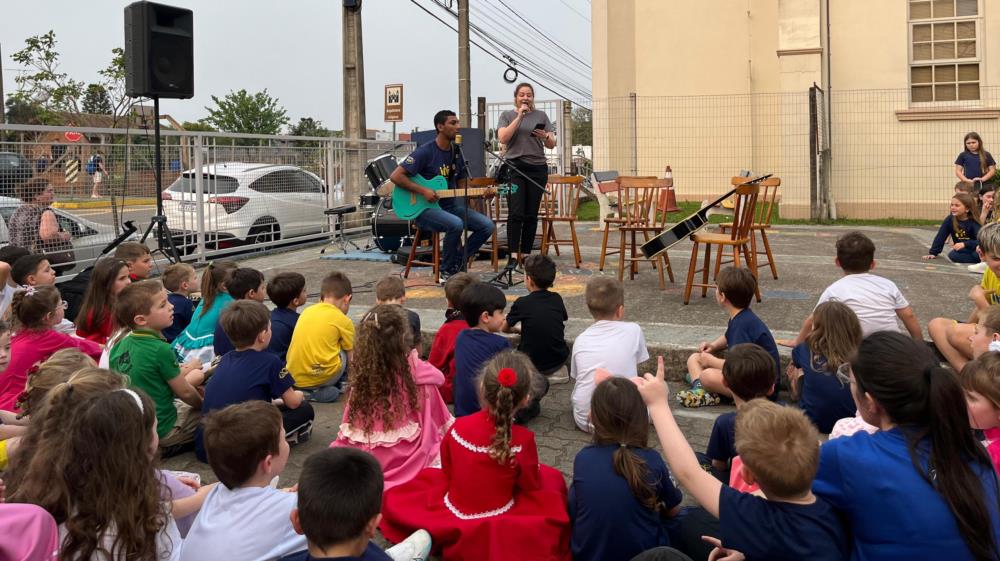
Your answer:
[389,110,495,281]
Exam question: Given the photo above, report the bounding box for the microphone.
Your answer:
[455,134,463,146]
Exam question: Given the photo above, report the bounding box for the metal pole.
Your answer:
[458,0,471,125]
[0,43,5,125]
[561,100,573,175]
[194,134,206,261]
[630,92,638,176]
[809,85,819,221]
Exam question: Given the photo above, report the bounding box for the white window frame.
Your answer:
[908,0,983,106]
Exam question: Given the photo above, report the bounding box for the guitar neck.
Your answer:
[436,188,493,199]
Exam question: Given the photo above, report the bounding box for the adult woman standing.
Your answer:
[497,83,556,268]
[9,178,74,273]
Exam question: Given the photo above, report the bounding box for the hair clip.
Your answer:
[116,388,144,414]
[989,340,1000,353]
[19,285,36,296]
[619,443,627,448]
[497,367,517,388]
[362,311,379,328]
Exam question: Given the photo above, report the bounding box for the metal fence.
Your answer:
[485,99,580,175]
[0,123,413,274]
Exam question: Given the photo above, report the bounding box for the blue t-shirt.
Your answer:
[278,543,390,561]
[955,150,996,181]
[726,308,781,392]
[706,411,737,463]
[929,216,981,256]
[268,307,300,362]
[570,444,683,561]
[163,292,194,343]
[453,329,510,417]
[400,139,468,188]
[195,349,295,461]
[791,343,856,434]
[719,485,849,561]
[814,428,1000,561]
[213,320,234,357]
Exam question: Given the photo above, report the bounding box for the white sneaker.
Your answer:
[968,262,988,274]
[385,529,432,561]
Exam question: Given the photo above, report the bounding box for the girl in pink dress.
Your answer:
[381,350,571,561]
[330,304,453,489]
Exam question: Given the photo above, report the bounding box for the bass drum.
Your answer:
[370,197,412,252]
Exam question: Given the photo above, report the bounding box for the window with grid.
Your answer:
[909,0,980,103]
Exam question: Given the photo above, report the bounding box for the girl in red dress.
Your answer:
[75,258,131,345]
[380,350,571,561]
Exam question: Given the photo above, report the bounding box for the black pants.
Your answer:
[280,401,315,444]
[506,159,549,255]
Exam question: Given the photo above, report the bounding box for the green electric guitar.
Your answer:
[391,175,518,220]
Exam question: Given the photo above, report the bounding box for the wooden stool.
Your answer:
[403,227,440,279]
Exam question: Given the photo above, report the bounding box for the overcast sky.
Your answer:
[0,0,591,133]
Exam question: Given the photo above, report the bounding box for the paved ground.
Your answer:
[161,220,970,509]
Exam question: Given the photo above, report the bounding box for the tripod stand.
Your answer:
[139,96,182,263]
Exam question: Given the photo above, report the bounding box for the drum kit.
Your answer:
[361,153,414,253]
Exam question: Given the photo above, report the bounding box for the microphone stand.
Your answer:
[454,138,471,274]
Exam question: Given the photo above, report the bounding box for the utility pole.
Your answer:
[458,0,471,126]
[343,0,367,202]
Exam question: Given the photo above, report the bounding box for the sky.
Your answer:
[0,0,592,134]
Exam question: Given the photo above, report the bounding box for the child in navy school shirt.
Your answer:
[267,272,308,362]
[161,263,198,343]
[637,362,849,561]
[196,300,314,462]
[452,283,510,417]
[212,267,266,357]
[678,266,781,408]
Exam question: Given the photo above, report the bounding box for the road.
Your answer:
[66,204,158,233]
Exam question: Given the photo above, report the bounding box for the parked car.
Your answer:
[0,196,131,275]
[161,163,329,252]
[0,152,34,198]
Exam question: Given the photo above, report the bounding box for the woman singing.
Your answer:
[497,83,556,268]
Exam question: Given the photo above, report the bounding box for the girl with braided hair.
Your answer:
[380,350,571,561]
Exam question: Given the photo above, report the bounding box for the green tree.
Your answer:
[9,31,84,122]
[96,47,134,128]
[202,89,289,135]
[181,121,217,132]
[289,117,330,137]
[3,96,45,125]
[571,107,592,146]
[82,84,112,114]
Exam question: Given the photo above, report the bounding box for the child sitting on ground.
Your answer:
[0,286,101,411]
[110,280,205,454]
[453,283,511,417]
[161,262,199,343]
[281,448,432,561]
[428,272,478,403]
[173,260,238,363]
[287,271,354,403]
[74,257,131,344]
[330,305,452,490]
[181,401,308,561]
[196,300,313,463]
[570,377,682,561]
[677,266,780,407]
[960,352,1000,477]
[375,276,422,349]
[113,240,154,281]
[381,351,571,561]
[571,276,649,432]
[266,271,307,362]
[213,267,267,356]
[636,361,849,561]
[924,192,982,263]
[10,253,73,334]
[0,245,30,319]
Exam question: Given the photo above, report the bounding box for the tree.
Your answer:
[82,84,112,115]
[4,96,45,125]
[9,31,84,122]
[95,47,134,128]
[571,107,592,146]
[180,121,217,132]
[289,117,330,138]
[202,89,289,135]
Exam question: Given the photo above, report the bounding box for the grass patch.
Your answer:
[575,200,940,227]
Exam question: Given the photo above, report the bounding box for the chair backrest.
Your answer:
[727,183,760,241]
[755,177,780,227]
[541,175,585,219]
[617,177,667,225]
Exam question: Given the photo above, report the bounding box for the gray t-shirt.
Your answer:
[498,109,554,166]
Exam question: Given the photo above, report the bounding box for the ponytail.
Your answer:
[489,385,516,465]
[613,445,660,511]
[10,285,60,331]
[198,261,237,318]
[592,376,660,511]
[479,351,534,466]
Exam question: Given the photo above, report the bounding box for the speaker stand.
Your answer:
[139,96,182,263]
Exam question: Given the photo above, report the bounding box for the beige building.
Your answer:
[592,0,1000,219]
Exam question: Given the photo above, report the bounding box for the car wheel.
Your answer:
[247,220,280,245]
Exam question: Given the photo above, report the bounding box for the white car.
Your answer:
[162,163,329,251]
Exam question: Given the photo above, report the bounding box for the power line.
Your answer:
[558,0,590,22]
[494,0,591,69]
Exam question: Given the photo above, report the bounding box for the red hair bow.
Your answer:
[497,368,518,388]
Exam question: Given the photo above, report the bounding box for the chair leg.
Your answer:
[630,231,638,279]
[569,220,582,268]
[550,225,561,256]
[743,243,762,302]
[684,241,699,304]
[617,229,627,282]
[713,243,724,281]
[540,221,550,256]
[599,223,611,271]
[432,232,440,279]
[664,253,675,283]
[655,253,666,290]
[701,243,712,298]
[760,229,778,279]
[404,229,423,279]
[490,228,498,272]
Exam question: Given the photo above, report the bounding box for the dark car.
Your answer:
[0,152,34,198]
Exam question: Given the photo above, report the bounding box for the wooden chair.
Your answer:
[464,177,505,271]
[540,175,585,268]
[719,176,781,279]
[683,182,761,305]
[616,177,674,289]
[598,175,657,271]
[403,227,440,280]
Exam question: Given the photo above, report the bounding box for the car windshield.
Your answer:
[167,173,238,194]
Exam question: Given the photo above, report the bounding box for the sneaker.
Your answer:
[675,387,721,408]
[545,365,570,384]
[968,262,988,274]
[682,371,693,385]
[385,529,432,561]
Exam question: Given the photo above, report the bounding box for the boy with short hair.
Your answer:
[637,368,849,561]
[453,283,511,417]
[109,280,205,452]
[113,241,153,281]
[11,253,74,334]
[375,275,421,350]
[287,271,354,403]
[677,266,781,408]
[503,254,569,379]
[161,262,198,343]
[195,300,314,462]
[281,448,432,561]
[180,401,308,561]
[213,267,267,356]
[570,276,649,432]
[427,272,477,403]
[266,271,308,362]
[0,246,30,319]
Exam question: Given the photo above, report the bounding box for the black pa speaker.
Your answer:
[124,1,194,99]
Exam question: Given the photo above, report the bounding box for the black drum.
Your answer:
[365,154,397,196]
[370,198,412,252]
[359,193,381,210]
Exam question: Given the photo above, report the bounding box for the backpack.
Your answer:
[85,156,98,175]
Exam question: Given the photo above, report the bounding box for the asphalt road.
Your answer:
[66,204,158,232]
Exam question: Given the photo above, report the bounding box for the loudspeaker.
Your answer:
[410,128,486,178]
[124,1,194,99]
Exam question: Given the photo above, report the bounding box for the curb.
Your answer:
[53,198,157,209]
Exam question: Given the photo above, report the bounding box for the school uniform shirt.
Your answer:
[213,320,235,357]
[453,329,511,417]
[278,543,391,561]
[268,307,300,362]
[163,292,194,343]
[725,308,781,390]
[570,321,649,431]
[706,412,738,464]
[955,150,996,182]
[400,139,468,188]
[791,344,857,434]
[816,273,908,336]
[0,329,101,412]
[569,444,683,561]
[108,328,182,439]
[427,314,468,403]
[179,484,307,561]
[813,428,1000,561]
[928,216,980,256]
[195,349,295,461]
[286,302,355,388]
[506,289,570,373]
[718,485,848,561]
[58,516,183,561]
[983,268,1000,306]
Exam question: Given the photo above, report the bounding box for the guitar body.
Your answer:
[391,175,451,220]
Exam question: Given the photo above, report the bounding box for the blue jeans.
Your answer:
[299,351,349,403]
[414,197,495,274]
[948,247,980,263]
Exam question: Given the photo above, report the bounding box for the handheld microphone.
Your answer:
[455,134,463,146]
